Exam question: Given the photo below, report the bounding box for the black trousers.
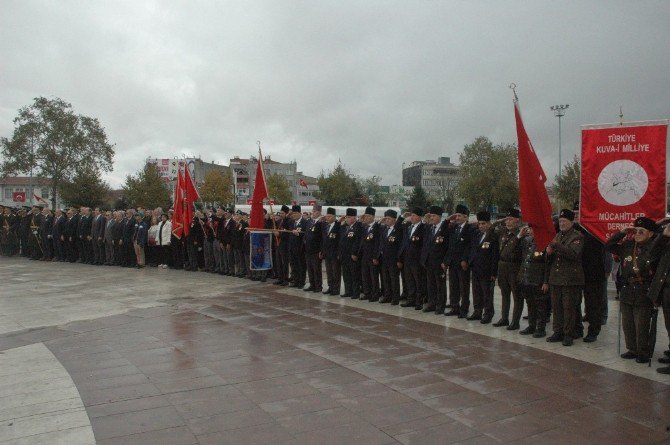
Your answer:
[66,238,79,262]
[277,247,290,282]
[324,257,341,293]
[290,250,306,287]
[448,264,471,315]
[521,284,548,330]
[361,257,380,299]
[381,262,400,302]
[472,273,495,317]
[341,256,361,298]
[405,262,425,305]
[306,252,323,290]
[425,267,446,311]
[579,280,604,335]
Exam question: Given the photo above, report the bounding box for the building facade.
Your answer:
[402,156,460,202]
[0,177,62,209]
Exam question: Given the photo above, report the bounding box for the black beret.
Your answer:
[559,209,575,221]
[326,207,336,215]
[292,204,301,212]
[384,209,398,218]
[280,205,290,213]
[476,210,491,222]
[455,204,470,216]
[410,207,424,217]
[507,208,521,218]
[364,206,376,216]
[634,217,657,232]
[346,208,357,216]
[428,205,444,216]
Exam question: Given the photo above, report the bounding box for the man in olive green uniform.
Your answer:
[606,217,659,363]
[494,209,523,328]
[544,209,584,347]
[518,226,548,337]
[649,220,670,373]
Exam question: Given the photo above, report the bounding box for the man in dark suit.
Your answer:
[122,209,137,267]
[320,207,341,295]
[379,209,404,305]
[39,207,54,260]
[443,204,475,318]
[399,207,426,309]
[339,208,364,299]
[64,207,80,262]
[469,211,499,323]
[422,206,450,314]
[111,211,125,266]
[360,207,382,302]
[90,207,106,265]
[288,205,307,288]
[273,206,291,286]
[304,205,323,292]
[52,208,67,261]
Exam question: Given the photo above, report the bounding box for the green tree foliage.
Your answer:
[457,136,519,211]
[406,186,432,211]
[0,97,114,208]
[554,155,581,209]
[316,162,364,205]
[200,169,234,206]
[59,169,111,208]
[266,172,292,204]
[361,175,389,206]
[122,163,171,209]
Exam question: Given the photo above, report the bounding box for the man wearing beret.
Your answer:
[273,205,291,285]
[288,204,307,288]
[423,205,450,313]
[304,205,323,292]
[649,219,670,373]
[605,216,659,362]
[321,207,341,295]
[339,208,364,298]
[469,211,499,323]
[493,209,524,328]
[443,204,475,318]
[400,207,427,309]
[379,209,404,304]
[544,209,584,346]
[360,206,382,302]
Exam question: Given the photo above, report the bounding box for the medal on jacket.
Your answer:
[388,235,396,242]
[347,231,354,238]
[632,244,640,274]
[329,233,336,239]
[366,233,374,240]
[482,242,490,249]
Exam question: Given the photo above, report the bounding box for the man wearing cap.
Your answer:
[379,209,404,304]
[288,204,307,288]
[649,220,670,374]
[320,207,341,295]
[517,225,548,336]
[493,209,524,328]
[304,205,323,292]
[544,209,585,347]
[605,217,659,362]
[232,210,247,276]
[19,207,31,257]
[273,205,291,285]
[469,211,499,323]
[52,208,67,262]
[39,207,54,261]
[423,205,450,313]
[399,207,426,309]
[360,206,382,301]
[339,208,364,298]
[28,206,44,260]
[443,204,475,318]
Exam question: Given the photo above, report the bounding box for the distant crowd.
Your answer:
[1,202,669,375]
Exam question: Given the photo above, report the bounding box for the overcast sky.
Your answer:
[1,1,669,188]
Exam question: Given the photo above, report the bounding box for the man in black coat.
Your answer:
[379,209,404,305]
[288,205,307,288]
[575,221,607,342]
[122,209,137,267]
[64,208,80,262]
[77,207,93,264]
[468,211,499,323]
[304,205,323,292]
[28,206,44,260]
[273,205,291,285]
[649,221,670,374]
[399,207,426,309]
[360,206,382,302]
[422,205,450,314]
[443,204,475,318]
[39,208,54,260]
[339,208,364,299]
[320,207,341,295]
[52,208,67,261]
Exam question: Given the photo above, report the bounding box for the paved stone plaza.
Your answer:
[1,257,669,444]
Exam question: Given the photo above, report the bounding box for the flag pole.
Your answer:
[257,141,279,240]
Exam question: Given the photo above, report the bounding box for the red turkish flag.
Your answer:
[182,165,200,236]
[514,101,555,251]
[299,178,308,189]
[12,191,26,202]
[171,165,185,238]
[249,154,268,229]
[580,123,667,242]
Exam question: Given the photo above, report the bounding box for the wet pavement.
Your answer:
[1,257,669,444]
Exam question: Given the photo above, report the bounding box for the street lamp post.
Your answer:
[550,104,569,177]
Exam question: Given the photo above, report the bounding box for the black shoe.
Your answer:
[467,313,482,321]
[351,295,359,300]
[493,319,509,327]
[480,316,492,325]
[657,366,670,375]
[583,334,598,343]
[330,290,340,296]
[664,350,670,357]
[533,329,546,338]
[574,331,584,339]
[620,351,637,359]
[458,312,467,319]
[658,357,670,364]
[322,289,331,294]
[519,327,535,335]
[303,287,314,292]
[369,297,379,302]
[273,280,283,285]
[313,288,322,293]
[400,301,415,307]
[636,357,650,364]
[562,337,574,346]
[546,333,564,343]
[341,293,350,298]
[507,322,520,331]
[444,309,459,316]
[391,300,399,306]
[422,305,436,312]
[414,304,423,310]
[379,296,391,304]
[359,296,369,301]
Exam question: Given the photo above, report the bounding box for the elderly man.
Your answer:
[320,207,341,295]
[399,207,426,309]
[493,209,524,328]
[339,208,364,299]
[443,204,475,318]
[304,205,324,292]
[423,206,449,313]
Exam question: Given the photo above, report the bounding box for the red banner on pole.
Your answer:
[580,122,668,242]
[12,192,26,202]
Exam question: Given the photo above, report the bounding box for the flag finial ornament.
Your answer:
[509,83,518,102]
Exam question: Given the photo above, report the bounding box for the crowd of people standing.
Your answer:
[1,201,669,374]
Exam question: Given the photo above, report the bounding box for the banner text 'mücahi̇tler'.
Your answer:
[580,122,667,242]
